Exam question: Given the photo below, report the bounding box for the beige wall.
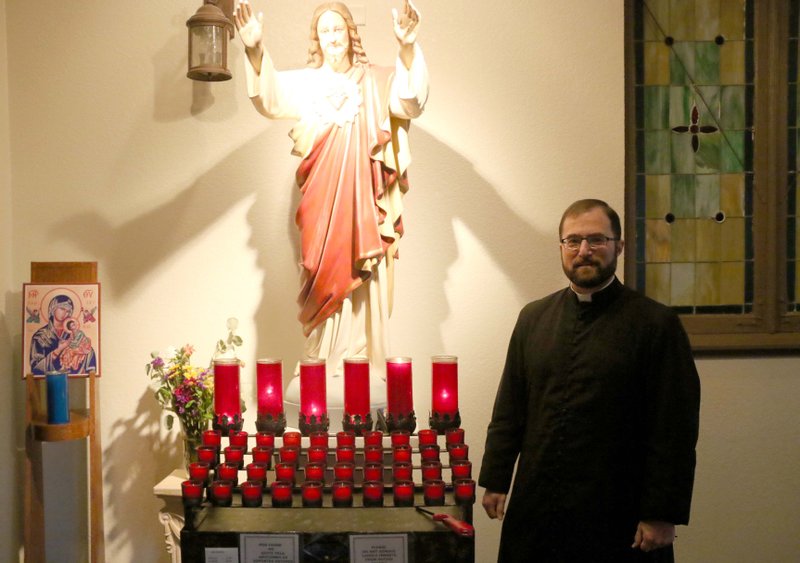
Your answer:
[2,1,798,561]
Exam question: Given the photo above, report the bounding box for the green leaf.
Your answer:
[230,336,243,347]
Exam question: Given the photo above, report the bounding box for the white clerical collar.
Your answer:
[570,276,616,302]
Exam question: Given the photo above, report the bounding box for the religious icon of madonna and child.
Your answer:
[22,283,100,378]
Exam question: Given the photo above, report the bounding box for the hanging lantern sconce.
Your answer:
[186,0,234,81]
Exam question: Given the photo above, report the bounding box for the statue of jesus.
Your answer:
[234,0,429,406]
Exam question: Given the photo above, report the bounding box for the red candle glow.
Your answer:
[223,446,245,469]
[197,445,218,467]
[364,430,383,446]
[309,431,329,447]
[300,358,327,419]
[304,462,325,482]
[252,446,273,468]
[332,481,353,507]
[386,357,413,415]
[181,479,204,507]
[282,431,302,447]
[419,444,440,462]
[334,462,354,482]
[392,480,415,507]
[271,481,293,507]
[216,462,239,487]
[418,429,438,445]
[390,430,410,446]
[423,479,446,506]
[241,480,263,507]
[431,355,459,417]
[213,359,241,426]
[454,478,476,506]
[364,445,383,464]
[421,460,442,482]
[256,431,275,448]
[229,430,249,453]
[363,462,383,482]
[343,357,370,418]
[392,444,412,463]
[256,358,284,416]
[448,443,469,462]
[445,427,465,446]
[362,480,384,507]
[209,480,233,507]
[275,462,296,484]
[450,460,472,481]
[307,445,328,464]
[202,430,222,448]
[279,446,300,465]
[392,462,413,482]
[336,446,355,463]
[189,462,211,485]
[336,431,355,447]
[302,481,323,507]
[246,462,268,485]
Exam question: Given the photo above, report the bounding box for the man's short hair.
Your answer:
[559,199,622,239]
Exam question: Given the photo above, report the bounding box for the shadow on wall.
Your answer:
[2,295,24,562]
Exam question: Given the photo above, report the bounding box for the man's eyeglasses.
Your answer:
[559,235,618,251]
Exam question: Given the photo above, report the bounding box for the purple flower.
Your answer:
[151,357,165,368]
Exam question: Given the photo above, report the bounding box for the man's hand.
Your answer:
[632,520,676,552]
[482,490,507,521]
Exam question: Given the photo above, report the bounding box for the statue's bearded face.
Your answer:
[317,10,350,66]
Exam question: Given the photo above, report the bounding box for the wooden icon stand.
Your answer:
[23,262,105,562]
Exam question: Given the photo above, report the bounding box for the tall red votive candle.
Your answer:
[213,359,241,432]
[300,358,327,420]
[256,358,284,416]
[344,357,370,418]
[431,355,459,417]
[386,357,413,416]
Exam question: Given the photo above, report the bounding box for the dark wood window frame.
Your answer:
[624,0,800,351]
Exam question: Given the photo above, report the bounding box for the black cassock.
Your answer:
[479,279,700,562]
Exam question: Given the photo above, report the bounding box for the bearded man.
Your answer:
[480,199,701,562]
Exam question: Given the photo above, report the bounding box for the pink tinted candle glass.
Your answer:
[256,358,284,416]
[431,355,459,417]
[386,357,413,415]
[343,357,370,418]
[213,359,241,422]
[300,359,327,419]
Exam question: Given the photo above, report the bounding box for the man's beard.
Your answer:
[564,256,617,290]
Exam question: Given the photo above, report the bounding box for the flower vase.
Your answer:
[181,427,203,471]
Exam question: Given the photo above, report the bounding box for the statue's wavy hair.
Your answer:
[307,2,368,68]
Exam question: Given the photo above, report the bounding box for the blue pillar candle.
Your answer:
[46,372,70,424]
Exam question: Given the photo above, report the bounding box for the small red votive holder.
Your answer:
[252,446,273,468]
[301,481,323,508]
[364,430,383,446]
[188,462,211,485]
[363,462,384,482]
[279,445,300,465]
[334,462,354,482]
[216,462,239,487]
[197,445,218,467]
[392,461,413,482]
[209,480,233,507]
[202,429,222,448]
[445,427,465,446]
[393,480,415,507]
[392,444,412,463]
[255,431,275,448]
[421,460,442,482]
[364,445,383,464]
[309,431,329,447]
[241,480,263,508]
[332,480,354,507]
[246,462,268,486]
[282,431,302,447]
[336,431,356,447]
[423,479,446,506]
[304,462,325,482]
[418,429,438,445]
[336,446,355,463]
[419,444,440,462]
[181,479,204,507]
[450,460,472,481]
[390,430,410,447]
[307,445,328,464]
[362,480,384,507]
[275,462,296,484]
[448,443,469,462]
[271,481,293,508]
[229,430,249,453]
[224,445,245,469]
[454,478,476,506]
